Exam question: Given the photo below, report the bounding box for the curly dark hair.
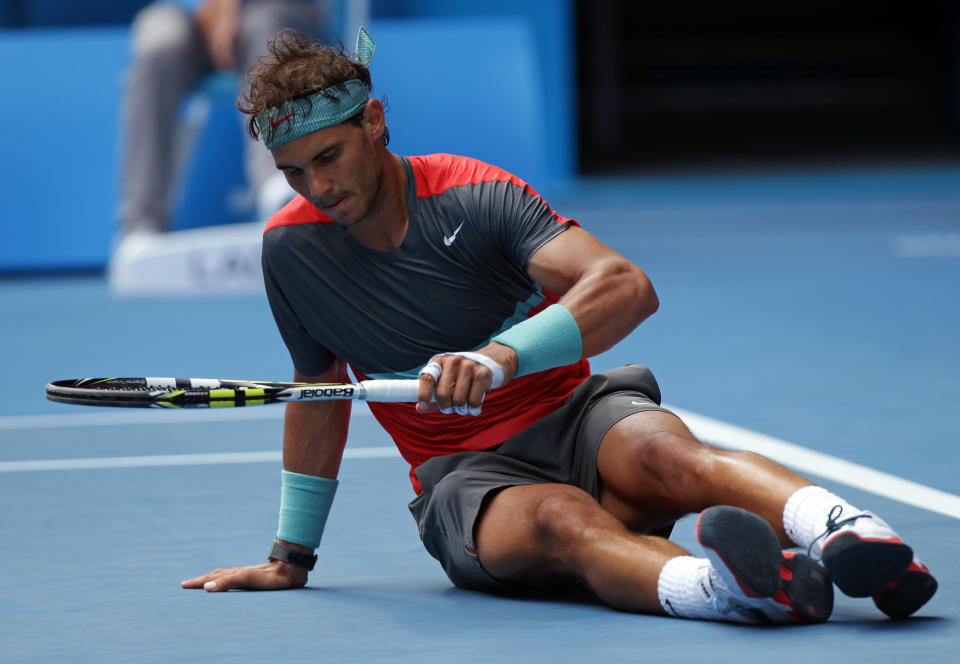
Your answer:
[238,29,375,143]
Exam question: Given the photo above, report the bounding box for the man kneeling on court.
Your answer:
[182,28,937,623]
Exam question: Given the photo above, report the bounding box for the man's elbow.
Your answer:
[602,258,659,322]
[634,269,659,321]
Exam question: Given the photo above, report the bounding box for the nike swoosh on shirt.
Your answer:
[443,221,465,246]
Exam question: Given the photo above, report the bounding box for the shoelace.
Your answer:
[807,504,873,558]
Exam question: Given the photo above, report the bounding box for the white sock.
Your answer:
[783,486,858,556]
[657,556,734,622]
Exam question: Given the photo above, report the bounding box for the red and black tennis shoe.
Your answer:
[872,556,938,619]
[815,507,914,598]
[697,506,833,624]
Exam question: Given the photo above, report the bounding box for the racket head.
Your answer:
[44,377,299,409]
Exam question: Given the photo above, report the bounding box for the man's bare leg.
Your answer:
[595,410,809,542]
[474,482,688,613]
[595,410,936,617]
[473,483,832,622]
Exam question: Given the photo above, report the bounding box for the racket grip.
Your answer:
[360,379,421,402]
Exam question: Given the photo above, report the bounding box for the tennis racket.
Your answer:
[45,377,421,409]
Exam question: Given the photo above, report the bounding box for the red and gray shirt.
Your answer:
[262,153,590,492]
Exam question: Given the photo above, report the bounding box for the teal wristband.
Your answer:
[277,470,338,549]
[491,303,583,377]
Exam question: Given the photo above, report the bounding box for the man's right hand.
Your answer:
[416,344,517,416]
[181,560,307,592]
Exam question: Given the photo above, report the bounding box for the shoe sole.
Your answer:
[874,570,938,619]
[780,552,834,623]
[697,506,781,597]
[821,533,913,597]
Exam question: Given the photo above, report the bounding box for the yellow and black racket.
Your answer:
[45,377,420,409]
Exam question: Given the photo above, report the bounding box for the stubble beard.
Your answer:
[338,153,387,231]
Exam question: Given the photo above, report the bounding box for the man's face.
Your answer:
[270,115,384,228]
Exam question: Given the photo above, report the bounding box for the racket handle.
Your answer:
[359,379,421,402]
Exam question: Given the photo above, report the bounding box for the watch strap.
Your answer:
[268,538,318,571]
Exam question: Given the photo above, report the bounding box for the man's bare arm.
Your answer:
[524,225,659,357]
[419,226,658,410]
[181,359,351,591]
[282,360,352,477]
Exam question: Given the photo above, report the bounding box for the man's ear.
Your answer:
[363,98,386,141]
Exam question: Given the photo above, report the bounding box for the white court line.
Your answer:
[0,446,398,472]
[0,409,281,430]
[893,233,960,258]
[671,406,960,520]
[0,404,370,430]
[2,405,958,520]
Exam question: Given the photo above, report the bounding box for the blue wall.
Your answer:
[10,1,151,26]
[366,17,546,187]
[0,8,573,272]
[1,28,129,271]
[372,0,575,182]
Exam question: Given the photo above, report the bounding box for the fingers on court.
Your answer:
[182,563,300,592]
[203,573,239,592]
[180,567,227,589]
[200,569,247,592]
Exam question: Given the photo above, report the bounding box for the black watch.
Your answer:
[268,539,318,571]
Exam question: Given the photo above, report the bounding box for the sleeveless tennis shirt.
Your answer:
[262,154,591,492]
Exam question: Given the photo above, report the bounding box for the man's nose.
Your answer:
[306,168,333,198]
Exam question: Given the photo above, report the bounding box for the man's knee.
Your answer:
[626,427,723,495]
[533,491,605,548]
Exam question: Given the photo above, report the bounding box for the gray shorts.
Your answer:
[407,364,674,591]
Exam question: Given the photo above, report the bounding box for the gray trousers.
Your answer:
[120,0,326,233]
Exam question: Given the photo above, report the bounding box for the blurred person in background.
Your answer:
[116,0,328,252]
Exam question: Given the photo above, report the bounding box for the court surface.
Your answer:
[2,164,958,662]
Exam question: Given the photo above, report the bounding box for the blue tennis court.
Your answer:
[1,164,957,662]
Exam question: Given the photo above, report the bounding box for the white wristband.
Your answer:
[417,353,505,389]
[416,352,505,416]
[445,352,505,388]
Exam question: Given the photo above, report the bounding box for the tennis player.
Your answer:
[182,28,936,623]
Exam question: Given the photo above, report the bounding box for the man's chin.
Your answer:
[327,211,362,228]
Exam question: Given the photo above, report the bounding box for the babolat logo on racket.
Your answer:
[299,386,355,399]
